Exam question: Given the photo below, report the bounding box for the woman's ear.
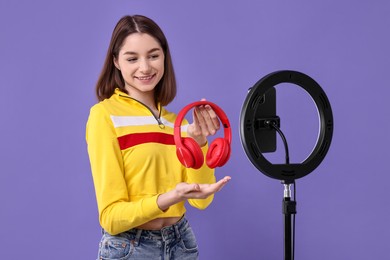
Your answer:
[113,56,120,70]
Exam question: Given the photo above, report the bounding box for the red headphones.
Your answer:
[174,101,232,169]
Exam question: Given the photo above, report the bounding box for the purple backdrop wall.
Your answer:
[1,0,389,259]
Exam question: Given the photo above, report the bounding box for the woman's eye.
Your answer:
[127,58,137,62]
[149,54,159,60]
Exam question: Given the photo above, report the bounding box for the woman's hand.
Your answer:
[174,176,231,199]
[157,176,231,211]
[187,99,220,146]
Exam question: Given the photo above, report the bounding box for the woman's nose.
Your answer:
[139,59,151,72]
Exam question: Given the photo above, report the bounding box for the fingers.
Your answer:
[206,105,221,130]
[210,176,231,192]
[220,176,232,184]
[194,104,220,136]
[194,176,231,196]
[200,98,220,130]
[176,177,231,200]
[177,182,201,194]
[186,99,222,146]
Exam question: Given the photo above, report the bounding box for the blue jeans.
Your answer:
[97,217,199,260]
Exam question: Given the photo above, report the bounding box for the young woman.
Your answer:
[86,15,231,259]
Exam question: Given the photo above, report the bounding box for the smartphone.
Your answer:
[253,87,278,153]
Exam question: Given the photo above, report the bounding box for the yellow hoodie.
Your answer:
[86,89,215,235]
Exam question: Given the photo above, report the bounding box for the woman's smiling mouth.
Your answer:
[135,74,155,81]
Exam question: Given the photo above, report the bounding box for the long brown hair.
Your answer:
[95,15,177,106]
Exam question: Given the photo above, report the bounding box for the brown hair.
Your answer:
[95,15,177,105]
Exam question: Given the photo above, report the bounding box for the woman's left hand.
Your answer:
[187,99,220,146]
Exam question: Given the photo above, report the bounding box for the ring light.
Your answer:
[240,70,333,182]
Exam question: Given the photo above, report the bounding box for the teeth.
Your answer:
[137,75,153,80]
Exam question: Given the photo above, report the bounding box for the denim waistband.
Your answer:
[129,216,187,243]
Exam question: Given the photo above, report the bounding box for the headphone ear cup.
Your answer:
[176,137,204,169]
[206,138,231,168]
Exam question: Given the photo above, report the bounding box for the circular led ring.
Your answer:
[240,70,334,182]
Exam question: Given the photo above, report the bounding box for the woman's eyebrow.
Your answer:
[147,48,162,53]
[123,48,162,55]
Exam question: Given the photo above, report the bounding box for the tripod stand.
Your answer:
[239,70,333,260]
[282,181,296,260]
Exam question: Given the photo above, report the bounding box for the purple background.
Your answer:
[1,1,389,259]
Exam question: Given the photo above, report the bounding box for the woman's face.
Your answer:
[114,33,165,101]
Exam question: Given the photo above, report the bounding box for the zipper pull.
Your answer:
[157,118,165,129]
